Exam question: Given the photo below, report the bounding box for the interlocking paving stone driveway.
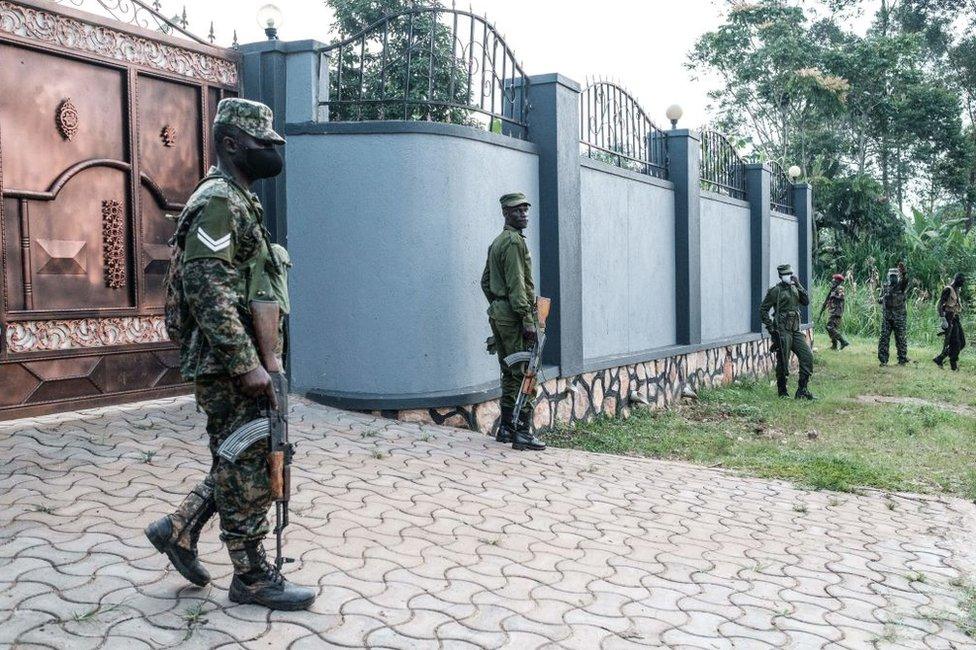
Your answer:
[2,396,976,649]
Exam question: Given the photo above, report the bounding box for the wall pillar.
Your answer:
[745,163,771,332]
[667,129,702,346]
[793,182,814,323]
[238,39,326,244]
[522,74,583,375]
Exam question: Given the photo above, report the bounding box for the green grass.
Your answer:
[549,337,976,498]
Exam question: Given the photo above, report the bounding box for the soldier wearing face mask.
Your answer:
[145,99,313,611]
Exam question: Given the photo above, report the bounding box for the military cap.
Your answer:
[832,273,844,282]
[500,192,531,208]
[214,98,285,144]
[777,263,793,276]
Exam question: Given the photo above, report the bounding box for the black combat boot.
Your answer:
[830,340,837,351]
[495,407,515,444]
[795,375,815,400]
[228,543,316,611]
[776,374,789,398]
[145,481,216,587]
[933,355,945,368]
[512,416,545,451]
[839,338,849,350]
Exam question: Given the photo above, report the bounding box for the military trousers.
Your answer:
[775,329,814,381]
[490,317,533,420]
[195,375,271,559]
[937,316,966,368]
[826,315,847,347]
[878,310,908,364]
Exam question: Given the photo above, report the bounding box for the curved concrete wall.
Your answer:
[285,123,540,406]
[579,159,677,366]
[701,193,752,342]
[770,212,799,288]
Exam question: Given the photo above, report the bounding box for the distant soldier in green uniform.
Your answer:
[760,263,815,399]
[820,273,849,350]
[145,98,314,611]
[481,192,546,451]
[878,261,909,366]
[934,272,966,371]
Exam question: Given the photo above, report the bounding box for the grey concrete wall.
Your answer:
[284,122,540,405]
[700,194,752,341]
[579,159,677,366]
[769,212,800,288]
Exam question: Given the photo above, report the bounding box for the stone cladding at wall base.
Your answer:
[373,332,814,435]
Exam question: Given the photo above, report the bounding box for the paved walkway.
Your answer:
[2,397,976,649]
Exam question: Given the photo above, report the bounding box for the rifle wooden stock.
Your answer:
[250,300,282,373]
[269,450,285,499]
[536,297,551,329]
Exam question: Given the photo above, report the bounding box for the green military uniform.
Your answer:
[825,283,849,350]
[878,267,909,365]
[481,194,537,427]
[156,98,289,578]
[760,264,814,398]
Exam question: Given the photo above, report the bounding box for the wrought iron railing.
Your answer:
[319,7,530,138]
[699,130,746,200]
[49,0,221,45]
[769,161,796,214]
[579,80,668,179]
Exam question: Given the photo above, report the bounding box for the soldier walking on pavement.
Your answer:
[145,99,315,610]
[934,272,966,371]
[820,273,849,350]
[878,261,910,366]
[760,264,815,400]
[482,193,546,451]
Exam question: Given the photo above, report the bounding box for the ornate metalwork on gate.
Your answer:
[699,130,746,200]
[579,80,668,180]
[319,6,530,138]
[47,0,216,45]
[0,0,238,418]
[769,161,796,215]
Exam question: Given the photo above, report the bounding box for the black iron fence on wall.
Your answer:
[769,161,796,215]
[578,80,669,180]
[699,130,746,200]
[318,7,530,139]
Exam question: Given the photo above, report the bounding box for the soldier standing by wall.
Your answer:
[760,264,815,399]
[934,272,966,371]
[820,273,849,351]
[144,99,314,610]
[878,261,910,367]
[481,193,546,451]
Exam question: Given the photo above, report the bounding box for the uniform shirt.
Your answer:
[760,281,809,332]
[826,285,845,317]
[880,273,909,313]
[481,225,536,330]
[177,167,282,380]
[939,285,962,318]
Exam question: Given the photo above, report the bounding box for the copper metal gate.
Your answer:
[0,0,239,418]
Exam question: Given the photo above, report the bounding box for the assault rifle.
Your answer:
[216,300,294,571]
[503,297,551,431]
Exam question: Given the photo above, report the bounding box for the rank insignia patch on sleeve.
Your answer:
[197,228,231,252]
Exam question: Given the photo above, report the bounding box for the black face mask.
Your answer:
[241,146,283,180]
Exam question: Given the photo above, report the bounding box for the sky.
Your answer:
[135,0,730,128]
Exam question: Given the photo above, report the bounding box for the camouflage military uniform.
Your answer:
[935,282,966,370]
[760,265,814,398]
[482,224,537,424]
[162,100,288,576]
[825,285,848,349]
[878,268,909,365]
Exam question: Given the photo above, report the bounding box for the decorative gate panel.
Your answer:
[0,0,238,418]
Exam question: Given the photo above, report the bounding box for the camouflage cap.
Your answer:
[777,263,793,276]
[500,192,530,208]
[887,267,900,276]
[214,98,285,144]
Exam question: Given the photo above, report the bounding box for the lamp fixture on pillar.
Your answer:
[666,104,683,130]
[257,4,283,40]
[788,165,802,181]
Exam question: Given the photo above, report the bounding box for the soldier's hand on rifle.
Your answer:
[790,275,799,286]
[522,328,538,344]
[237,365,278,410]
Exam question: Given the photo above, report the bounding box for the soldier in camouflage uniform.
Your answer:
[934,272,966,371]
[820,273,849,350]
[760,264,815,399]
[145,99,314,611]
[878,262,910,366]
[481,192,546,451]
